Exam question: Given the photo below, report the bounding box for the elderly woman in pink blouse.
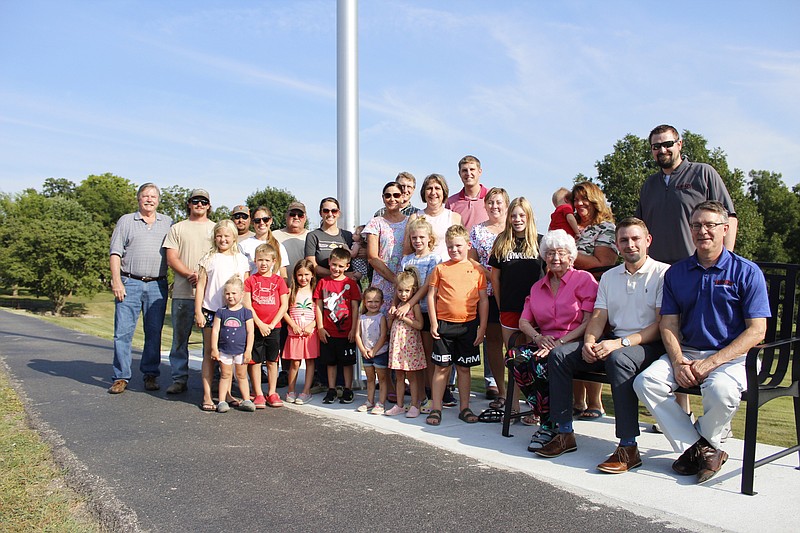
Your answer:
[509,229,598,453]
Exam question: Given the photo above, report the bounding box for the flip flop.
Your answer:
[200,403,215,412]
[458,407,479,424]
[477,407,503,423]
[426,409,442,426]
[579,408,605,420]
[572,407,586,418]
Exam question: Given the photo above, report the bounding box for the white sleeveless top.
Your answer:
[416,208,454,262]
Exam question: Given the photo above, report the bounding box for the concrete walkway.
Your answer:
[1,308,798,532]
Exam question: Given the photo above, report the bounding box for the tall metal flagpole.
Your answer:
[337,0,358,232]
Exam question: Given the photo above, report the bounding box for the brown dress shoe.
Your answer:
[108,380,127,394]
[696,442,729,484]
[597,444,642,474]
[166,381,188,394]
[534,431,577,458]
[672,440,702,476]
[144,375,160,391]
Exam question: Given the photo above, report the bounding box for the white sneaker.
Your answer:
[356,401,374,413]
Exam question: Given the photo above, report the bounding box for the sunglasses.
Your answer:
[651,140,679,151]
[253,216,272,225]
[287,210,305,218]
[190,198,209,206]
[383,192,402,199]
[321,208,340,214]
[232,213,249,220]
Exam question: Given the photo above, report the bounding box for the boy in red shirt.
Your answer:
[314,247,361,404]
[244,244,289,408]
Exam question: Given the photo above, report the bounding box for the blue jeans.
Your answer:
[168,298,196,384]
[112,277,168,381]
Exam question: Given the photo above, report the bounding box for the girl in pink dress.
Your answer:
[282,259,320,405]
[385,267,426,418]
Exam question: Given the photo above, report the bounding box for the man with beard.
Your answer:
[635,124,737,265]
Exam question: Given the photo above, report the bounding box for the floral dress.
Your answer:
[388,309,426,371]
[469,222,500,296]
[362,215,408,314]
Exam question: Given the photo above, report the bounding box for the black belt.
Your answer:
[121,272,166,282]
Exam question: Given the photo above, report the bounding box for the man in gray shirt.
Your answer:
[108,183,173,394]
[635,124,738,265]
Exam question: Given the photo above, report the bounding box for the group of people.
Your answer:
[108,124,769,485]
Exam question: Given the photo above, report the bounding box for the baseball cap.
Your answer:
[232,204,250,216]
[189,188,210,202]
[286,201,306,214]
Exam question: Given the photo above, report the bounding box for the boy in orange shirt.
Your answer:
[426,225,488,425]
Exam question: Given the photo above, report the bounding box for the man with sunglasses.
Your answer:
[634,201,769,484]
[162,189,216,394]
[635,124,738,265]
[232,205,254,243]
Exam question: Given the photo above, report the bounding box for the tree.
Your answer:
[210,205,231,222]
[74,173,137,231]
[41,177,76,198]
[159,185,192,223]
[748,170,800,263]
[0,191,107,315]
[245,186,299,230]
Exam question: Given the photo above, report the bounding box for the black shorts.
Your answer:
[432,319,481,367]
[202,308,215,329]
[320,337,357,367]
[420,311,431,333]
[252,328,281,364]
[487,297,500,324]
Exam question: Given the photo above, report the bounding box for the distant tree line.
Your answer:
[0,173,297,314]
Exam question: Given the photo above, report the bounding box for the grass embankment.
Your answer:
[0,369,99,532]
[1,288,797,448]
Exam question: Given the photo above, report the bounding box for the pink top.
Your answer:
[445,184,489,231]
[521,268,598,337]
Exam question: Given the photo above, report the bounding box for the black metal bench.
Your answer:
[501,261,800,495]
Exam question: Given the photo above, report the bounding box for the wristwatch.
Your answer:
[621,337,631,347]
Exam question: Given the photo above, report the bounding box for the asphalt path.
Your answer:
[0,309,689,532]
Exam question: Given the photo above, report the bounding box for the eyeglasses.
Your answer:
[689,221,726,232]
[190,198,209,206]
[651,140,679,151]
[232,213,249,220]
[383,192,402,199]
[321,208,339,215]
[287,210,305,218]
[545,250,570,259]
[253,216,272,225]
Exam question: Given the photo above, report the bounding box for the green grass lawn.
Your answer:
[0,368,99,532]
[1,287,797,448]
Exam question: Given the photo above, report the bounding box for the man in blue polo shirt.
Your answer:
[634,201,770,484]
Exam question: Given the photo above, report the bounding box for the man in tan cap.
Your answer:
[232,204,254,243]
[162,188,215,393]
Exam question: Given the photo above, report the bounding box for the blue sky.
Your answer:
[1,1,799,228]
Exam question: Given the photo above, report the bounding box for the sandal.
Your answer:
[477,407,503,423]
[488,397,506,410]
[573,407,586,418]
[426,409,442,426]
[579,408,605,420]
[200,403,215,412]
[521,414,540,426]
[527,428,557,452]
[458,407,479,424]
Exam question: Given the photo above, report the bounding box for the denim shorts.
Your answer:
[361,349,389,369]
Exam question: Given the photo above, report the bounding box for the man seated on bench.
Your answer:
[633,201,770,484]
[535,217,669,474]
